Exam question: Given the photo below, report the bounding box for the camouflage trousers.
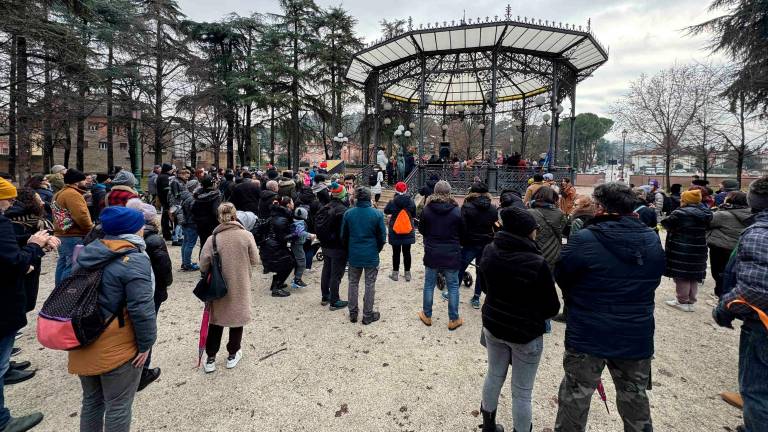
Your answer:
[554,349,653,432]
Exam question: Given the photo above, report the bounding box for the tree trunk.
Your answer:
[290,20,300,172]
[16,33,30,184]
[153,16,163,165]
[270,106,275,165]
[106,43,114,173]
[244,104,252,167]
[76,85,86,171]
[63,119,72,167]
[43,45,53,173]
[322,122,329,160]
[737,91,746,188]
[226,103,234,169]
[8,35,17,179]
[189,109,197,168]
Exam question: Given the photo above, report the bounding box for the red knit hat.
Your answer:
[319,161,328,169]
[395,182,407,193]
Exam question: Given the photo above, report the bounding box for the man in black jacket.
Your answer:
[315,183,349,309]
[258,181,279,219]
[156,163,174,240]
[230,173,261,214]
[457,182,497,309]
[0,178,57,431]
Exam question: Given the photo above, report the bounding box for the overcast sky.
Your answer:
[177,0,726,120]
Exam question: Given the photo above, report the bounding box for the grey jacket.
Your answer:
[707,206,752,250]
[75,237,157,352]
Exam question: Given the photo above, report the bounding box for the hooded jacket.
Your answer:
[258,190,278,219]
[315,198,348,250]
[661,205,713,280]
[707,205,752,250]
[260,205,296,274]
[479,231,560,344]
[156,166,173,208]
[384,193,416,246]
[278,178,296,199]
[5,204,52,312]
[555,215,665,359]
[460,192,498,247]
[69,237,155,375]
[419,194,463,269]
[295,187,322,232]
[54,185,94,237]
[230,180,261,214]
[191,189,222,242]
[105,185,139,208]
[341,199,387,268]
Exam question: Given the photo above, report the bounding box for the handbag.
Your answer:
[193,234,229,302]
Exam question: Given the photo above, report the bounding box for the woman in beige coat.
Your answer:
[200,202,259,373]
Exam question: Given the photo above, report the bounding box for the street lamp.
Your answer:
[131,109,143,192]
[333,132,349,160]
[441,123,449,142]
[621,129,628,181]
[478,123,486,160]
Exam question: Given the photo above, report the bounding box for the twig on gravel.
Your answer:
[258,347,287,362]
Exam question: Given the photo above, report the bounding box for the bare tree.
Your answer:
[611,64,710,190]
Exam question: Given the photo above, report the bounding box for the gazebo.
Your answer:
[346,9,608,193]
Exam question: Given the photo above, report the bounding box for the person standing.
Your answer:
[714,179,740,207]
[260,197,295,298]
[156,164,174,240]
[53,168,94,286]
[168,169,191,246]
[523,174,544,207]
[370,167,384,207]
[341,187,386,325]
[707,192,752,298]
[662,189,713,312]
[70,206,156,432]
[631,188,659,232]
[105,171,139,208]
[417,181,465,331]
[178,180,200,271]
[649,179,665,220]
[563,195,595,239]
[559,178,577,215]
[191,176,222,249]
[315,183,350,310]
[376,149,388,171]
[200,203,259,373]
[229,172,261,214]
[476,207,560,432]
[258,180,279,219]
[553,183,665,432]
[289,207,314,289]
[384,182,416,282]
[528,186,566,271]
[713,176,768,432]
[0,179,57,432]
[458,182,497,309]
[147,165,160,206]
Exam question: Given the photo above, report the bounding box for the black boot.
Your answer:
[480,405,504,432]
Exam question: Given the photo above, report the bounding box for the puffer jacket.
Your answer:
[419,194,463,270]
[260,205,295,273]
[5,204,52,312]
[479,231,560,344]
[528,205,566,269]
[460,192,498,247]
[258,190,278,219]
[555,215,665,359]
[341,199,387,268]
[315,198,348,250]
[229,180,261,214]
[295,187,322,233]
[707,205,752,251]
[661,205,713,280]
[384,193,416,246]
[278,178,296,199]
[191,189,222,243]
[142,224,173,304]
[106,185,139,208]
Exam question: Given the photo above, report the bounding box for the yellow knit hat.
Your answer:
[681,189,702,205]
[0,178,17,200]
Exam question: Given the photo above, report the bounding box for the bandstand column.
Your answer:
[549,60,559,169]
[569,84,577,176]
[418,56,426,161]
[372,71,381,161]
[489,50,498,163]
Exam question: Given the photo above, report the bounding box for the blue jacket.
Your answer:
[341,199,386,268]
[555,215,665,359]
[418,194,463,270]
[76,238,157,352]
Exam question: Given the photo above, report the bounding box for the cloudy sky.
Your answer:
[177,0,727,119]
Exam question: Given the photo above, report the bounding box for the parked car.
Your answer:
[671,169,688,174]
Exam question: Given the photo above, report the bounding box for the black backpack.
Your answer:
[659,191,674,215]
[251,217,272,245]
[369,172,378,186]
[314,204,338,245]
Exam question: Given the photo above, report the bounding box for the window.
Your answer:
[88,122,99,132]
[0,144,8,155]
[119,142,128,151]
[197,155,203,162]
[84,140,89,148]
[98,142,108,150]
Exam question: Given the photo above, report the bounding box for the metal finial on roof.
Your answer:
[587,18,591,32]
[545,20,548,26]
[485,16,489,22]
[494,15,498,21]
[408,16,413,31]
[452,20,455,25]
[468,18,472,24]
[505,4,511,20]
[517,15,520,21]
[578,25,582,31]
[435,21,439,27]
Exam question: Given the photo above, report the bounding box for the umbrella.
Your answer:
[597,379,610,414]
[196,303,210,368]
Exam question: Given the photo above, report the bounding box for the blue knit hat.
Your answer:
[100,207,145,236]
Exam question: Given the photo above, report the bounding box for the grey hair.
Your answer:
[593,182,636,214]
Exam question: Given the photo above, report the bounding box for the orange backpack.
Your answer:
[392,209,413,235]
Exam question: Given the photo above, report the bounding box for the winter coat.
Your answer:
[89,183,107,221]
[315,198,348,250]
[200,221,259,327]
[499,190,525,210]
[179,190,196,227]
[707,205,752,251]
[312,182,330,205]
[218,180,235,202]
[478,231,560,344]
[191,189,222,242]
[371,171,384,195]
[341,200,386,268]
[404,153,415,177]
[661,205,713,280]
[278,178,296,199]
[54,185,94,237]
[528,205,566,269]
[559,184,577,214]
[383,193,416,246]
[460,192,498,247]
[230,180,262,214]
[721,211,768,324]
[70,237,156,376]
[418,194,463,270]
[633,201,658,231]
[105,185,139,208]
[142,224,173,305]
[555,215,666,360]
[523,182,544,206]
[147,172,158,195]
[0,214,45,337]
[564,212,594,239]
[260,205,296,274]
[5,204,52,312]
[258,190,278,219]
[296,187,322,233]
[377,150,388,170]
[169,178,187,207]
[156,172,172,208]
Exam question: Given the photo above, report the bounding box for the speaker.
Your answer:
[439,141,450,159]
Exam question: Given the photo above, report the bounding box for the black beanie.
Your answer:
[499,207,538,237]
[64,169,86,184]
[470,182,489,194]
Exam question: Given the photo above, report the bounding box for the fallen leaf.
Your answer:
[335,403,349,417]
[470,410,479,417]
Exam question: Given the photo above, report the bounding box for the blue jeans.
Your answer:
[482,329,543,432]
[55,236,83,286]
[740,321,768,432]
[423,267,460,321]
[181,225,198,267]
[459,245,485,298]
[172,223,183,242]
[0,333,15,429]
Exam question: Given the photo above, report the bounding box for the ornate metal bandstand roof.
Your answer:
[346,16,608,106]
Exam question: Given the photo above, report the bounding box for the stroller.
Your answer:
[436,262,474,291]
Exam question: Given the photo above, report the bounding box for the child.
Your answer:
[291,206,315,289]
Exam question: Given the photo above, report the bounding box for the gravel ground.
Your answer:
[7,226,744,431]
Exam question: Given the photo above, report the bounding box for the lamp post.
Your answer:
[478,122,486,160]
[333,132,349,161]
[621,129,628,182]
[534,95,564,168]
[131,109,142,193]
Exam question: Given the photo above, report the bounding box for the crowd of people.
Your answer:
[0,159,766,432]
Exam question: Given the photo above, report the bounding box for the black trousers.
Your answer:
[320,247,347,303]
[272,268,293,290]
[709,245,733,298]
[205,325,243,358]
[160,207,173,240]
[392,244,412,272]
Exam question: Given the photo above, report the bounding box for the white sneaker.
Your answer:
[665,299,693,312]
[226,350,242,369]
[687,303,696,312]
[203,358,216,373]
